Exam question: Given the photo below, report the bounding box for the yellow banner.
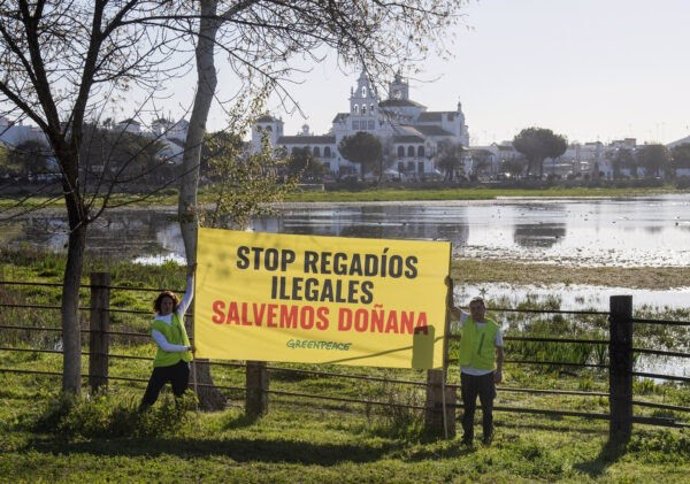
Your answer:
[194,228,451,369]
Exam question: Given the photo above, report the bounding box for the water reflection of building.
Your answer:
[512,223,566,248]
[253,205,470,246]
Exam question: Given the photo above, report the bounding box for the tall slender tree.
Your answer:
[0,1,185,394]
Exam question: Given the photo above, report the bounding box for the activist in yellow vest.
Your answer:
[459,317,499,370]
[151,313,193,367]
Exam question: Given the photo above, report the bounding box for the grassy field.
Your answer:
[1,250,689,482]
[1,377,688,483]
[0,183,686,209]
[283,184,685,203]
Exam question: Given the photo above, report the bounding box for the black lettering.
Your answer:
[360,281,374,304]
[388,255,403,278]
[291,277,304,301]
[349,253,363,276]
[320,251,333,274]
[305,277,319,302]
[364,254,378,276]
[405,256,418,278]
[281,249,296,271]
[333,252,348,275]
[304,251,318,273]
[250,247,264,270]
[265,248,279,271]
[236,246,250,269]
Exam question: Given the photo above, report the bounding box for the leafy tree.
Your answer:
[287,147,328,182]
[606,148,635,179]
[201,130,245,179]
[671,143,690,174]
[637,144,671,178]
[7,140,51,176]
[501,157,527,178]
[435,141,464,181]
[470,150,492,178]
[203,132,296,231]
[512,127,568,178]
[338,132,383,179]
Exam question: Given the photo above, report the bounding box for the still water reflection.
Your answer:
[3,194,690,268]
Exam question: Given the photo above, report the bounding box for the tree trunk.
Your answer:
[61,174,88,395]
[61,226,85,394]
[179,0,226,410]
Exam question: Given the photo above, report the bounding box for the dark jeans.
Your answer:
[460,371,496,441]
[140,360,190,409]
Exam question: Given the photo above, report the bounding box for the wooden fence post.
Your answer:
[609,295,633,446]
[89,272,111,394]
[246,360,269,418]
[424,369,456,438]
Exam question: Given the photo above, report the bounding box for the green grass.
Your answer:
[1,250,689,482]
[0,363,688,483]
[1,183,686,208]
[284,184,684,203]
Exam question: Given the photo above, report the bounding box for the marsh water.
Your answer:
[3,194,688,377]
[4,194,690,312]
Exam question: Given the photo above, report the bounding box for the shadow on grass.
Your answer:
[26,435,402,466]
[573,440,627,478]
[498,420,606,436]
[400,441,478,462]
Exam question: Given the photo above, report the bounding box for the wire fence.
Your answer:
[1,277,689,440]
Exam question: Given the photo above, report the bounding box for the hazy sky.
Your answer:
[169,0,690,146]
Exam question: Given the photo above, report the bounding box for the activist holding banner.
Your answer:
[140,264,196,410]
[449,293,504,447]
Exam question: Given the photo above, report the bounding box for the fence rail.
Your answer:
[1,275,689,442]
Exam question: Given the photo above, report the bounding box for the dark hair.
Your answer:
[154,291,179,313]
[469,296,485,307]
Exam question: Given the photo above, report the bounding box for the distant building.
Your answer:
[0,116,48,147]
[116,118,142,134]
[251,71,469,178]
[668,135,690,177]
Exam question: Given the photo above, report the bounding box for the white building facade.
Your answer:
[252,71,469,178]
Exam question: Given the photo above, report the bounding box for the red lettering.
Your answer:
[280,305,299,328]
[385,311,399,334]
[400,311,415,334]
[300,306,315,330]
[354,309,368,332]
[370,306,385,333]
[415,313,429,334]
[227,302,240,325]
[253,303,266,325]
[267,304,278,327]
[338,308,353,331]
[211,300,225,324]
[316,307,330,330]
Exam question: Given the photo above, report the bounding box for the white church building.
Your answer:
[251,71,469,178]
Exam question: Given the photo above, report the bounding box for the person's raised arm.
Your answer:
[446,276,468,332]
[177,263,196,316]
